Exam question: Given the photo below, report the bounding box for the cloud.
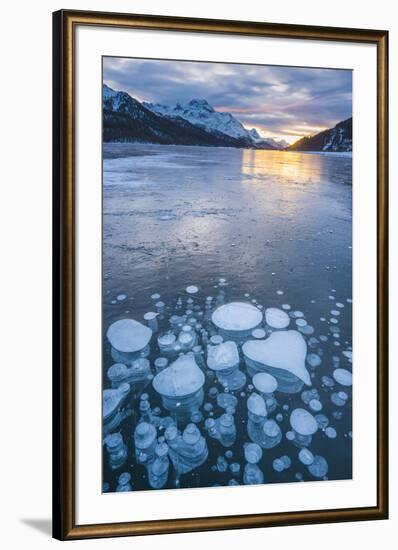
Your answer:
[103,57,352,141]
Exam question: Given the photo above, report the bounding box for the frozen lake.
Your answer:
[102,143,352,491]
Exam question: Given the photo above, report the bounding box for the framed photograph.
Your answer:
[53,9,388,540]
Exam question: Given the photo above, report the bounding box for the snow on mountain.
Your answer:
[287,118,352,153]
[144,98,260,143]
[103,85,281,149]
[261,137,290,150]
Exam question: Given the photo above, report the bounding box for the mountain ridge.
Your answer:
[103,84,352,153]
[287,118,352,152]
[103,85,276,149]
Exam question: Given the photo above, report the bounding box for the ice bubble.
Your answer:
[244,442,263,464]
[117,294,127,301]
[281,455,292,469]
[322,376,334,387]
[290,408,318,436]
[247,393,267,418]
[306,353,321,368]
[217,456,229,473]
[273,458,285,472]
[301,389,320,404]
[342,350,353,361]
[315,414,329,429]
[104,433,128,470]
[295,318,307,327]
[144,311,159,332]
[230,462,241,475]
[292,311,304,318]
[325,426,337,439]
[298,448,314,465]
[282,304,291,310]
[252,328,266,339]
[210,335,224,345]
[186,285,199,294]
[217,392,238,410]
[336,302,344,308]
[242,330,311,391]
[151,293,161,300]
[286,431,295,441]
[244,463,264,485]
[333,368,352,386]
[207,341,239,371]
[153,354,204,401]
[157,331,176,353]
[107,319,152,354]
[299,325,314,335]
[309,399,322,412]
[331,392,348,406]
[265,307,290,329]
[103,383,130,421]
[277,290,284,295]
[263,420,282,446]
[252,372,278,394]
[308,455,328,478]
[212,302,262,334]
[144,311,158,321]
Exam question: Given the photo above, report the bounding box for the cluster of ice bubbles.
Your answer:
[103,279,352,492]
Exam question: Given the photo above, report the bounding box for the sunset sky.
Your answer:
[103,57,352,144]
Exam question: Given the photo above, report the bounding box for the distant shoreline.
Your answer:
[102,141,352,155]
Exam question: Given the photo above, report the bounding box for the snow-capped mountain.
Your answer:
[103,84,281,149]
[143,98,275,148]
[144,99,249,140]
[103,85,254,147]
[287,118,352,152]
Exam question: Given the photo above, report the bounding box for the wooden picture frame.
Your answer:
[53,9,388,540]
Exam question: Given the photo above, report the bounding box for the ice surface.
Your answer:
[290,408,318,436]
[212,302,262,332]
[242,330,311,386]
[107,318,152,353]
[265,307,290,329]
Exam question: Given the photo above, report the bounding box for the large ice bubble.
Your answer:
[290,408,318,436]
[265,307,290,329]
[207,341,239,371]
[212,302,262,336]
[333,368,352,386]
[242,330,311,392]
[107,318,152,362]
[153,354,204,398]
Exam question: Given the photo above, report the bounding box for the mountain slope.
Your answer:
[144,98,257,144]
[287,118,352,152]
[103,85,249,147]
